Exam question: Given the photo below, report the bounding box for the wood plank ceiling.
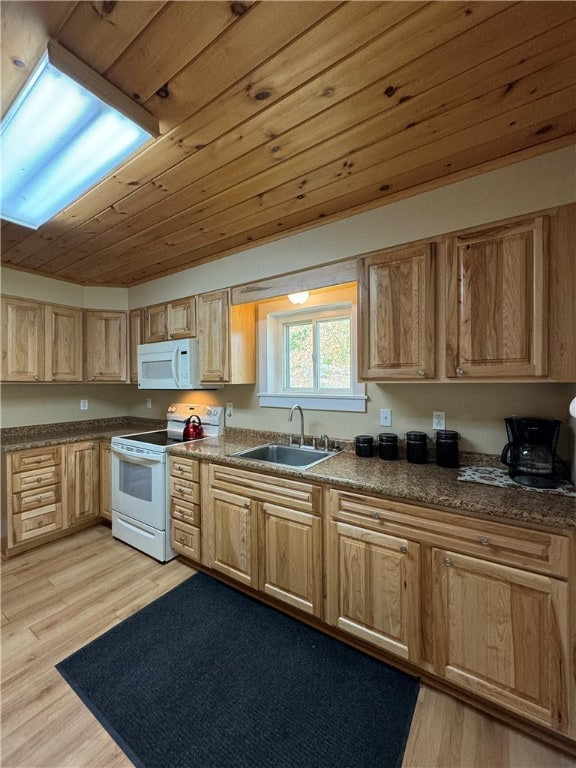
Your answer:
[1,1,575,287]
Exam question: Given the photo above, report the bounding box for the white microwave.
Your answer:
[137,338,221,390]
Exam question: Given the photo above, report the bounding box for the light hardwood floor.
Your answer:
[1,526,573,768]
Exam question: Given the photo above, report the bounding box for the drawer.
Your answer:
[169,476,200,505]
[170,456,200,481]
[171,496,200,526]
[10,504,62,546]
[330,490,569,578]
[12,484,61,513]
[172,519,201,561]
[10,446,62,472]
[210,463,320,513]
[12,466,60,492]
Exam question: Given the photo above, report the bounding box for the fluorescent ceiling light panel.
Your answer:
[1,40,159,229]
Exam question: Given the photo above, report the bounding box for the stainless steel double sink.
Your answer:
[229,443,337,470]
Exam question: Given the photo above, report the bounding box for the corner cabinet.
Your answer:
[358,243,435,380]
[204,464,323,617]
[2,441,101,557]
[197,290,256,384]
[445,216,548,378]
[85,310,128,382]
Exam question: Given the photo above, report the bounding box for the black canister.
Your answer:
[406,431,428,464]
[436,429,460,468]
[355,435,374,458]
[378,433,398,460]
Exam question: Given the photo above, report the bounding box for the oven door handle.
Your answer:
[111,446,163,465]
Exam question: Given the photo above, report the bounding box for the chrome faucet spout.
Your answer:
[288,404,305,447]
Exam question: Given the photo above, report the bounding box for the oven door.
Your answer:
[111,444,166,528]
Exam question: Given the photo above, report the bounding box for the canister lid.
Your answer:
[378,432,398,443]
[406,431,427,442]
[436,430,459,441]
[355,434,374,444]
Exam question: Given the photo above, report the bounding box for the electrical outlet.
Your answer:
[432,411,446,430]
[146,397,152,409]
[226,402,233,418]
[80,399,88,411]
[379,408,392,427]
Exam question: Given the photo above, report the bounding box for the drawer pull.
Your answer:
[36,520,43,527]
[400,545,408,554]
[444,558,453,567]
[36,478,43,484]
[371,511,380,520]
[480,537,490,546]
[177,467,191,473]
[178,536,185,544]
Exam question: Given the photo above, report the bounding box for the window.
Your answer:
[258,285,366,412]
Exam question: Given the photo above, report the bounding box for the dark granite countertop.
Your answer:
[2,420,574,531]
[169,429,576,532]
[0,417,165,451]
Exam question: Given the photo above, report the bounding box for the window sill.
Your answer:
[258,393,367,413]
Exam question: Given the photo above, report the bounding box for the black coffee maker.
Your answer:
[501,417,562,489]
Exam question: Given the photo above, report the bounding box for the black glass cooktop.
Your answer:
[121,430,193,447]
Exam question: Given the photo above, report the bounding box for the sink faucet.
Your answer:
[288,404,305,447]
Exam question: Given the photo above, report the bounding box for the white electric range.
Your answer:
[111,403,223,561]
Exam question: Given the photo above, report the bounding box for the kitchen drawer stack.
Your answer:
[170,456,201,560]
[5,446,63,550]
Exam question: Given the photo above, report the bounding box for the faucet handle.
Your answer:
[320,433,329,451]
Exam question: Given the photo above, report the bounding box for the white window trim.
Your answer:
[257,286,367,413]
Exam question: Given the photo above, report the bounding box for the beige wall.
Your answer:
[2,147,575,465]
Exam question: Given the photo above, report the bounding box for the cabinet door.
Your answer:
[198,290,229,382]
[99,443,111,521]
[446,217,547,378]
[359,244,435,380]
[85,311,128,382]
[1,297,44,381]
[45,305,83,382]
[144,304,167,343]
[433,549,568,732]
[168,297,196,339]
[65,442,100,527]
[129,309,143,384]
[258,502,323,618]
[209,488,257,587]
[327,520,421,662]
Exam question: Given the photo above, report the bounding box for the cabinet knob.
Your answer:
[400,545,408,554]
[178,536,185,544]
[480,536,490,546]
[36,520,43,527]
[455,367,464,376]
[444,558,453,567]
[243,501,250,509]
[34,375,40,381]
[371,511,380,520]
[417,368,425,377]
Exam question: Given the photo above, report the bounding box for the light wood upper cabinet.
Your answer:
[433,548,569,733]
[198,289,255,384]
[167,297,196,339]
[129,309,143,384]
[144,297,196,343]
[1,297,44,382]
[445,216,547,378]
[45,304,83,382]
[358,243,435,380]
[85,310,128,382]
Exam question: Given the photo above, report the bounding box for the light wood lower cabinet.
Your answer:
[327,518,420,662]
[203,464,323,617]
[433,548,569,733]
[2,442,101,557]
[170,456,201,561]
[99,442,111,521]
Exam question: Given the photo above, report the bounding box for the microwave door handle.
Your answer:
[171,346,181,387]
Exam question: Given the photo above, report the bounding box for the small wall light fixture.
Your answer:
[288,291,309,305]
[1,40,159,229]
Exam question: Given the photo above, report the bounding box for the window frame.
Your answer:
[257,285,367,413]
